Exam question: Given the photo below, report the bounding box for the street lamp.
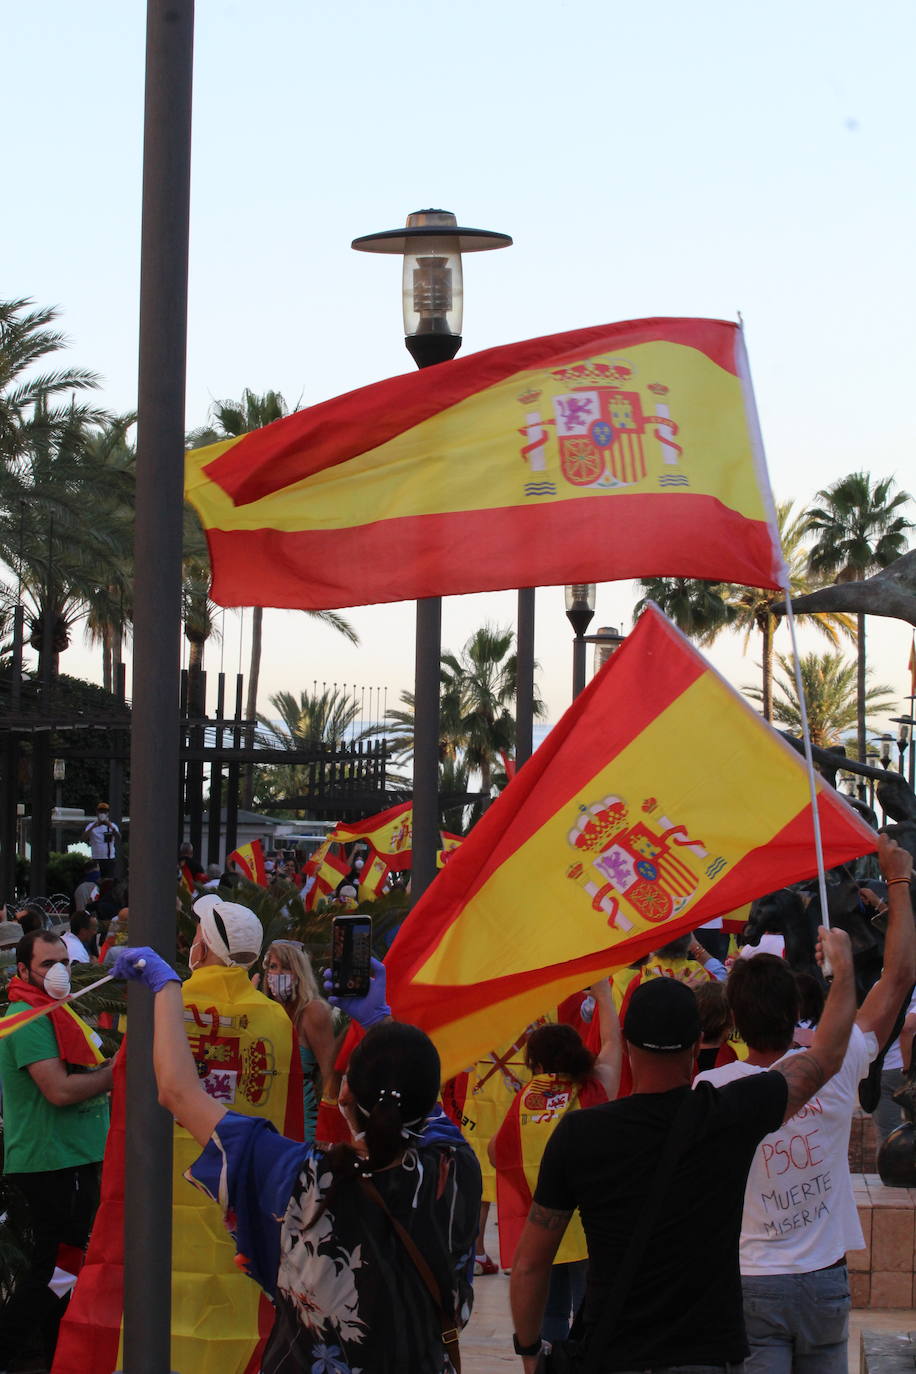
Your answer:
[353,209,512,367]
[352,210,512,899]
[891,716,915,789]
[566,584,596,698]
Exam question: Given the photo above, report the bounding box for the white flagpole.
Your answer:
[736,318,832,931]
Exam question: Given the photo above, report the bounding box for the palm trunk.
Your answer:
[761,615,774,722]
[856,609,866,764]
[242,606,263,809]
[102,625,112,694]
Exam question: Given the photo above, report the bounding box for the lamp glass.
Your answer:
[564,583,596,615]
[402,238,463,338]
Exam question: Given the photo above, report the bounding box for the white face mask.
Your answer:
[267,971,293,1001]
[43,962,71,1000]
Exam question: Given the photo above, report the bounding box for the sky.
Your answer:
[4,0,916,743]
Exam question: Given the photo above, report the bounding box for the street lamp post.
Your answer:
[565,584,596,698]
[891,716,916,790]
[352,211,511,899]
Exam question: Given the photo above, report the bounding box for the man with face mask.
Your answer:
[82,802,120,878]
[0,929,113,1371]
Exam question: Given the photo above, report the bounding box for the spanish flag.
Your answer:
[53,967,303,1374]
[186,319,784,610]
[305,803,463,906]
[385,605,876,1080]
[226,838,268,886]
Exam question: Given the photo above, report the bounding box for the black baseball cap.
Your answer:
[623,977,700,1052]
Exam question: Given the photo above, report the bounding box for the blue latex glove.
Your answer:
[324,956,391,1028]
[111,945,181,994]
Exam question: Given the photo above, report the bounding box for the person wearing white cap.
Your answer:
[190,894,264,971]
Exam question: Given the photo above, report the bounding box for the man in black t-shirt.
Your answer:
[509,926,856,1373]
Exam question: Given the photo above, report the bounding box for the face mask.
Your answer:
[97,813,107,821]
[267,971,293,1000]
[43,962,71,1000]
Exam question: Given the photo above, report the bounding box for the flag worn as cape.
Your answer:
[186,319,784,610]
[53,966,303,1374]
[179,860,197,894]
[227,838,268,886]
[491,1074,606,1267]
[384,605,877,1081]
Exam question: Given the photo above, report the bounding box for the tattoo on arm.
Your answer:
[527,1202,573,1231]
[774,1051,826,1121]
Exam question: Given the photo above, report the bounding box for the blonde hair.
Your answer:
[264,940,325,1029]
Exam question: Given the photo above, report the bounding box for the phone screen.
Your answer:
[331,915,372,997]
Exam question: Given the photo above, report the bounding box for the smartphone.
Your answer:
[330,914,372,997]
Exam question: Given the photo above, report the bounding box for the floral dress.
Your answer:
[187,1109,481,1374]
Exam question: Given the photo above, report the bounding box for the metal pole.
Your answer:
[572,634,587,699]
[121,3,194,1372]
[411,595,441,900]
[515,587,535,769]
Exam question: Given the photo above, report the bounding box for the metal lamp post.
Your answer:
[565,584,596,698]
[891,716,916,789]
[352,210,511,899]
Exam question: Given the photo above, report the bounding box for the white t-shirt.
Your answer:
[83,818,120,860]
[883,990,916,1072]
[739,933,785,960]
[696,1023,878,1274]
[62,932,92,964]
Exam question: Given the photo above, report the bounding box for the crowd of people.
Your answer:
[0,828,913,1374]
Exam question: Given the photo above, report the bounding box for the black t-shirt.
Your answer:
[534,1073,787,1371]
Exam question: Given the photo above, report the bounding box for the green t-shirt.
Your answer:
[0,1002,110,1173]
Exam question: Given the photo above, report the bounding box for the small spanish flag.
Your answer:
[226,838,267,886]
[385,605,877,1080]
[186,319,784,611]
[0,1002,49,1039]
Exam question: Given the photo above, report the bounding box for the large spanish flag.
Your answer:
[186,320,783,610]
[385,605,876,1080]
[53,966,303,1374]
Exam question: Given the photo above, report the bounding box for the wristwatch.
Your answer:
[512,1333,543,1357]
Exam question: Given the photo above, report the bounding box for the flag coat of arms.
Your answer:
[384,605,877,1081]
[186,319,784,610]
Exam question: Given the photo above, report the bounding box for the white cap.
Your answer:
[192,895,263,968]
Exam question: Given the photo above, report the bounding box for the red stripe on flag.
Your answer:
[205,494,782,611]
[204,319,741,506]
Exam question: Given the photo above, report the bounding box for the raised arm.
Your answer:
[772,926,856,1123]
[112,947,226,1148]
[588,978,622,1099]
[856,835,915,1044]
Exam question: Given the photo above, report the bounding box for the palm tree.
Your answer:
[440,624,545,797]
[632,578,737,646]
[0,402,133,682]
[0,297,102,472]
[187,389,358,803]
[746,651,896,749]
[805,473,913,761]
[725,501,856,721]
[258,687,362,748]
[253,687,362,813]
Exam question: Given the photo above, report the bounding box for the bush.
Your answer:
[45,851,91,898]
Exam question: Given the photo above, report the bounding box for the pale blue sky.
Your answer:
[5,0,915,730]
